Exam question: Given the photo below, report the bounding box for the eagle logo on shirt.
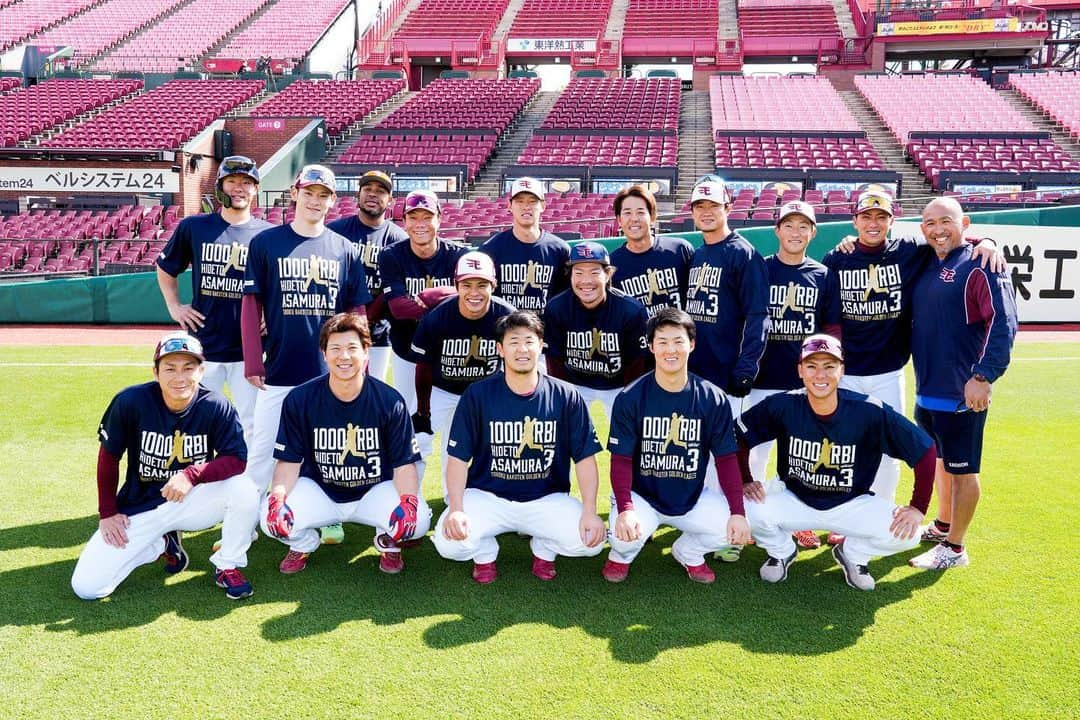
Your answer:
[337,423,369,464]
[862,264,887,301]
[166,429,193,468]
[515,416,545,457]
[660,412,689,453]
[812,438,839,472]
[940,268,956,283]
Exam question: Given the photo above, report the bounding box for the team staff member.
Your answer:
[738,334,938,591]
[603,309,751,584]
[156,156,273,445]
[411,251,515,489]
[242,165,371,544]
[908,198,1017,570]
[327,169,408,381]
[72,332,259,600]
[433,311,606,583]
[543,242,649,426]
[684,179,769,407]
[479,178,570,314]
[263,314,429,575]
[610,184,694,318]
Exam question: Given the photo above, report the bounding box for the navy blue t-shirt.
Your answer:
[685,232,770,389]
[823,238,930,376]
[755,256,829,391]
[378,239,468,358]
[243,225,371,387]
[611,235,694,318]
[156,213,274,362]
[98,382,246,517]
[608,373,737,516]
[542,288,649,390]
[274,374,420,503]
[326,215,408,348]
[411,295,516,395]
[479,229,570,313]
[737,388,933,510]
[447,372,602,502]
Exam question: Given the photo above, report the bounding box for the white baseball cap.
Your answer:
[690,180,730,205]
[455,251,497,283]
[777,200,817,226]
[510,177,544,201]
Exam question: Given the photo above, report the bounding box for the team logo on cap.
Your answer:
[464,258,482,271]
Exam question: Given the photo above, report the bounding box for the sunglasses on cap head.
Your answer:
[803,338,834,353]
[296,166,335,188]
[156,335,203,359]
[220,156,256,174]
[405,193,437,211]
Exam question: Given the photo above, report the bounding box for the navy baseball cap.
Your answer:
[217,155,260,185]
[800,334,843,362]
[154,331,204,364]
[568,241,611,266]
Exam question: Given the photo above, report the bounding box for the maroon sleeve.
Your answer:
[908,444,937,515]
[415,361,433,415]
[181,455,246,485]
[347,304,368,319]
[545,355,569,380]
[965,267,994,325]
[622,356,647,385]
[713,452,745,516]
[736,438,753,483]
[387,295,426,321]
[367,293,388,323]
[610,453,634,513]
[97,446,121,519]
[240,294,265,378]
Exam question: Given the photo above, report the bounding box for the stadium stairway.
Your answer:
[718,0,739,41]
[839,88,934,209]
[829,0,858,39]
[196,0,279,72]
[77,0,200,70]
[492,0,526,39]
[675,90,715,208]
[998,88,1080,162]
[471,89,561,197]
[324,89,416,159]
[604,0,629,40]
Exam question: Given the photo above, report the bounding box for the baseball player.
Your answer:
[410,251,516,493]
[378,189,468,483]
[684,179,769,407]
[432,310,607,583]
[603,308,751,584]
[156,155,273,446]
[478,177,570,314]
[821,190,1003,526]
[609,184,694,318]
[542,241,649,426]
[738,334,939,591]
[907,198,1017,570]
[327,169,408,381]
[71,332,260,600]
[263,313,430,575]
[241,164,371,544]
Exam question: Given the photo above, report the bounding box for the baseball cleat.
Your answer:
[832,542,875,591]
[212,529,259,553]
[601,559,630,583]
[320,523,345,545]
[793,530,821,549]
[472,561,498,584]
[215,568,254,599]
[920,522,949,544]
[531,555,557,581]
[826,532,846,546]
[759,548,798,583]
[713,544,743,563]
[162,531,189,574]
[909,542,969,570]
[279,549,310,574]
[682,561,716,585]
[378,551,404,574]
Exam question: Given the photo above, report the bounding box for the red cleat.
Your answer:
[684,562,716,584]
[379,551,404,574]
[793,530,822,549]
[472,561,498,584]
[601,559,630,583]
[531,555,557,581]
[279,550,309,574]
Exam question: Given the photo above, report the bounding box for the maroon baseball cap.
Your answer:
[799,334,843,362]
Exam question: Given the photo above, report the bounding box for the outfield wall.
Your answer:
[0,206,1077,324]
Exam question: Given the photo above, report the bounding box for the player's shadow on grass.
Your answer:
[0,515,96,551]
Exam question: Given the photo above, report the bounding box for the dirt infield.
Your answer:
[1,325,1076,346]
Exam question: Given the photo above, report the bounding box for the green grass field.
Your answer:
[1,341,1077,719]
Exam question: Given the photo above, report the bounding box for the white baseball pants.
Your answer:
[841,368,905,502]
[607,489,737,567]
[248,383,293,492]
[202,360,258,450]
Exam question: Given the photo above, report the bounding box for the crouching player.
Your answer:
[72,332,259,600]
[738,334,937,591]
[263,313,431,575]
[433,311,607,583]
[602,309,751,584]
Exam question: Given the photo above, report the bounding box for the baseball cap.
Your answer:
[154,331,205,364]
[799,334,843,363]
[404,189,440,215]
[510,177,544,201]
[690,180,730,205]
[777,200,817,226]
[455,251,497,283]
[853,191,893,216]
[294,164,337,192]
[568,241,611,266]
[217,155,260,185]
[359,169,393,193]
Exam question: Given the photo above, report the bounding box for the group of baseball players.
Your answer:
[70,156,1018,602]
